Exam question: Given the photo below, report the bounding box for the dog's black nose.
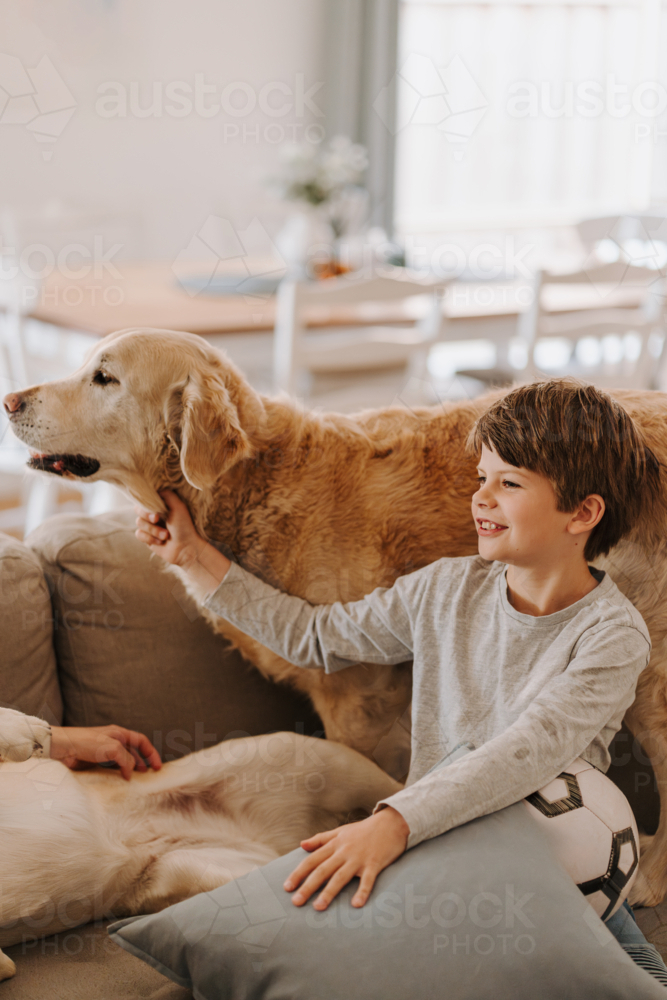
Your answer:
[3,393,25,416]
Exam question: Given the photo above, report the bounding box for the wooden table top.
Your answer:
[28,260,648,338]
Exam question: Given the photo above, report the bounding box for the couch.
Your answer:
[0,507,665,999]
[0,507,321,1000]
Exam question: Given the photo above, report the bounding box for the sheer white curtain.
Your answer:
[394,0,663,241]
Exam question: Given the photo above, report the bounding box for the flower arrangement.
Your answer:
[273,135,368,211]
[271,136,369,277]
[273,136,368,242]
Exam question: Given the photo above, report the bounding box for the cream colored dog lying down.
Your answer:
[0,710,398,982]
[5,327,667,908]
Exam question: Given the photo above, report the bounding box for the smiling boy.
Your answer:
[135,379,661,918]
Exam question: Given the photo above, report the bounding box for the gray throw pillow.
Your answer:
[108,798,666,999]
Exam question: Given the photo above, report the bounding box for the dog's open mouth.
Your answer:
[27,451,100,478]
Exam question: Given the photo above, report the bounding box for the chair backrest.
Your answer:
[536,260,660,287]
[517,261,665,388]
[577,213,667,252]
[577,214,667,283]
[273,270,447,394]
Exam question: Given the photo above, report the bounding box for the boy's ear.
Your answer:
[568,494,605,534]
[172,370,252,490]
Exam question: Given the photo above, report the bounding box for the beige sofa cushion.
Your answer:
[0,531,62,723]
[27,508,320,758]
[2,921,191,1000]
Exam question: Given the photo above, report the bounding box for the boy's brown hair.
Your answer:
[468,379,663,561]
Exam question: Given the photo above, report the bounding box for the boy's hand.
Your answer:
[50,725,162,780]
[283,806,410,910]
[135,489,232,594]
[135,490,205,568]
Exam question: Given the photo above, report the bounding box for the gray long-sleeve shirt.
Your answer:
[203,556,650,850]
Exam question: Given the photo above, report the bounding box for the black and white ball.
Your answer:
[524,757,639,920]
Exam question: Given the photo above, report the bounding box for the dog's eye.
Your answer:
[92,370,118,386]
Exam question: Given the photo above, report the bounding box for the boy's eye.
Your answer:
[475,476,486,484]
[503,480,520,489]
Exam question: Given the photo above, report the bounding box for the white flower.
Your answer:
[270,135,368,207]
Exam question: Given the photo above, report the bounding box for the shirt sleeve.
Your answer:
[375,621,651,849]
[202,560,425,673]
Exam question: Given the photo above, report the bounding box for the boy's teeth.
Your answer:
[481,520,501,529]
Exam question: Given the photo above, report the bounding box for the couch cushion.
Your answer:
[0,531,62,723]
[2,921,191,1000]
[27,508,320,758]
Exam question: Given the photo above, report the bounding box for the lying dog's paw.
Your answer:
[0,949,16,982]
[0,708,51,763]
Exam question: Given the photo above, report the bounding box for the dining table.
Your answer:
[26,258,648,343]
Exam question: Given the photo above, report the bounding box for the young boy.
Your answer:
[135,379,660,919]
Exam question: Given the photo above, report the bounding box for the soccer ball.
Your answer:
[524,757,639,920]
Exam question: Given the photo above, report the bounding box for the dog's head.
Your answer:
[2,328,261,513]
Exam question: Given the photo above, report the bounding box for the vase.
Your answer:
[274,207,334,279]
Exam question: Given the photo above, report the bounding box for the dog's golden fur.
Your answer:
[7,327,667,906]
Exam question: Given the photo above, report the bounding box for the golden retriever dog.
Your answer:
[0,722,399,981]
[4,326,667,908]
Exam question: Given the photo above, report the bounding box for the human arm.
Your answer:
[0,712,159,779]
[374,623,650,849]
[50,725,162,780]
[135,491,418,673]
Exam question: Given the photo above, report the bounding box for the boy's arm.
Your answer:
[375,623,650,849]
[202,561,416,673]
[135,491,415,673]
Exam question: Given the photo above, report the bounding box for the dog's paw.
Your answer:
[0,708,51,763]
[0,949,16,981]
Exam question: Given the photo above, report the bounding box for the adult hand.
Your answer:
[134,490,204,568]
[50,725,162,780]
[283,806,410,910]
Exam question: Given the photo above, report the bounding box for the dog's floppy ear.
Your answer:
[177,369,252,489]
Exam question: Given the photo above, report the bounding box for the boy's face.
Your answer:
[472,444,577,566]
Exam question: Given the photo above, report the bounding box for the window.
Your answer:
[393,0,663,240]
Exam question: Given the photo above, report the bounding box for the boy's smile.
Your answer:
[476,518,507,536]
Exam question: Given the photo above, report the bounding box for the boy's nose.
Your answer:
[473,490,496,509]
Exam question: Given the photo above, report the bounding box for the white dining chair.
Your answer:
[457,260,665,391]
[577,213,667,269]
[273,269,447,398]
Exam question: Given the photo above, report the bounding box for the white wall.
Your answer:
[0,0,328,259]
